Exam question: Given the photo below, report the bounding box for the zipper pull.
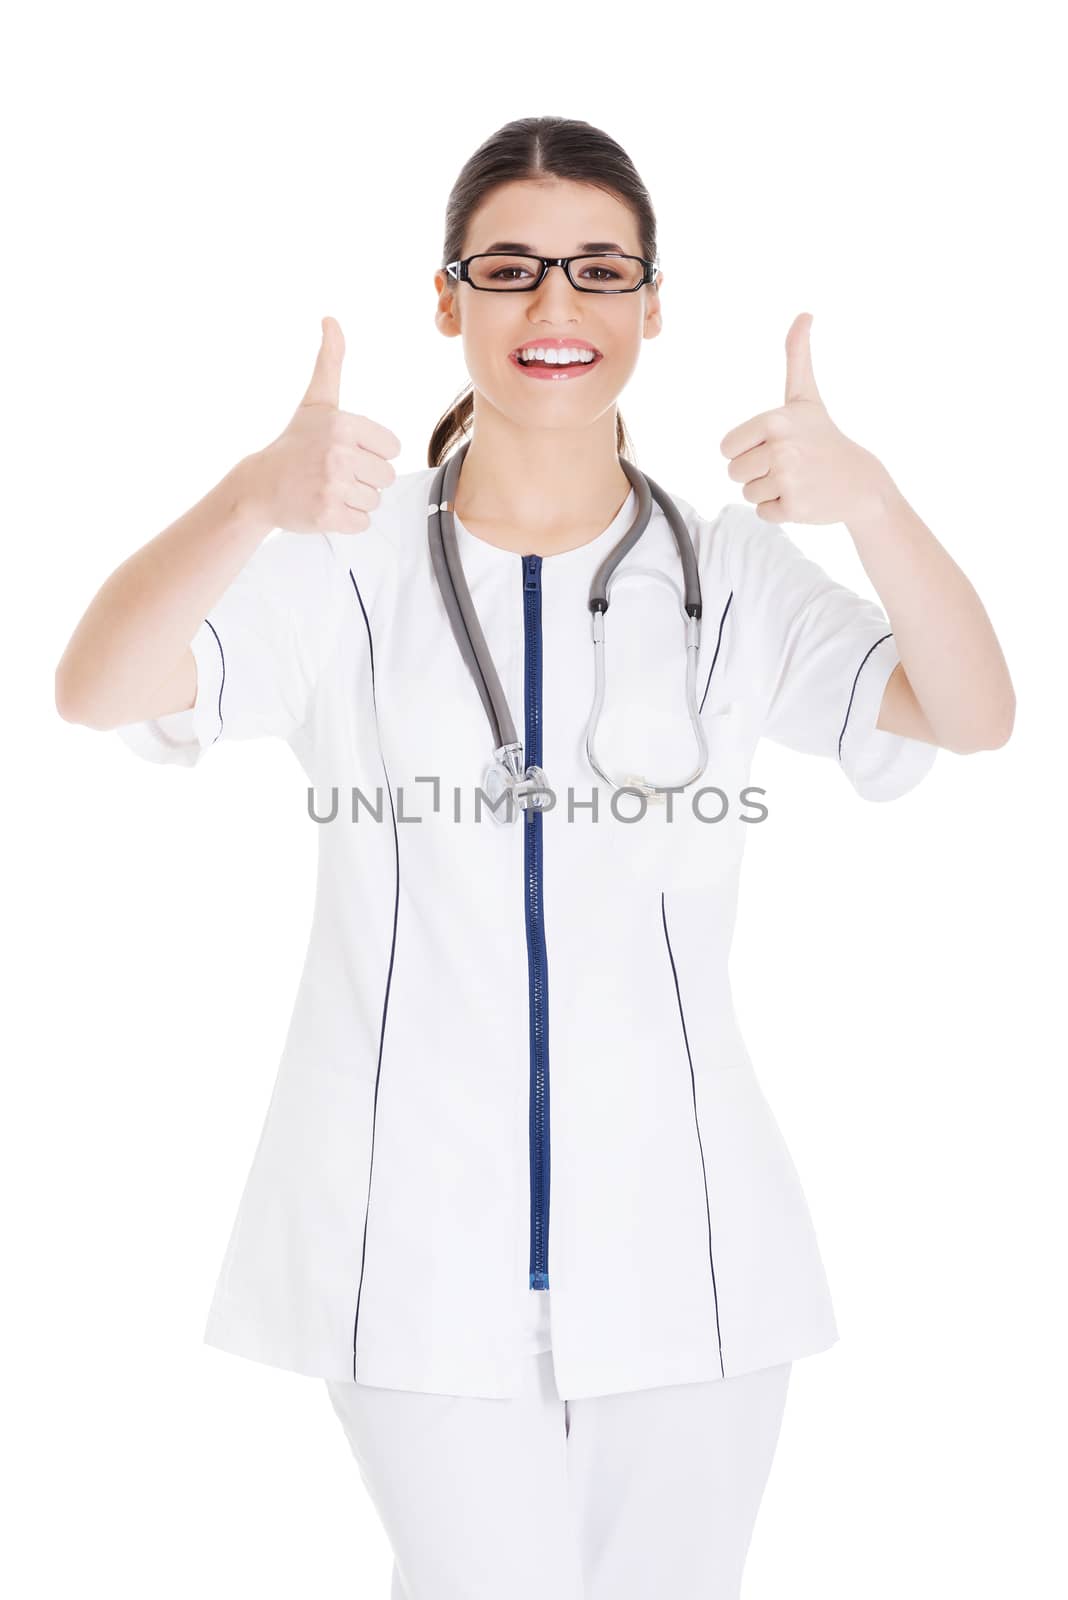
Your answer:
[524,554,541,590]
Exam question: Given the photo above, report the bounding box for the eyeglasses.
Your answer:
[444,253,659,294]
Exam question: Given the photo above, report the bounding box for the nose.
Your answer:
[527,261,582,320]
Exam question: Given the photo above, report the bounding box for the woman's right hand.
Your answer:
[246,316,402,535]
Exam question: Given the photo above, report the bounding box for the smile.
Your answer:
[509,347,603,381]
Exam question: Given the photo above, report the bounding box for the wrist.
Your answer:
[227,451,277,535]
[847,457,904,536]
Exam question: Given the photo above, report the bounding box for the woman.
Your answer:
[55,116,1013,1599]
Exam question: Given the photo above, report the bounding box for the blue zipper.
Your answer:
[523,553,551,1289]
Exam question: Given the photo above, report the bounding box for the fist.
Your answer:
[251,317,402,535]
[719,313,890,527]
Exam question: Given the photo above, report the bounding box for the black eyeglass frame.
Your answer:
[443,253,660,294]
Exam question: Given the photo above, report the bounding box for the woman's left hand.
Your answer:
[719,313,893,526]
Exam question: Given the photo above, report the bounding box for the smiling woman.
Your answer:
[427,120,665,555]
[60,105,996,1600]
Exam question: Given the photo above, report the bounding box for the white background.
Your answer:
[6,0,1065,1595]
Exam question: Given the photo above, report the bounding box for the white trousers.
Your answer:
[325,1349,792,1600]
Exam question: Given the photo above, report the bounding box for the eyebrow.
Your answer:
[480,240,631,255]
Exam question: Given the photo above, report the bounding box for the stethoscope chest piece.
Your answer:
[481,744,551,825]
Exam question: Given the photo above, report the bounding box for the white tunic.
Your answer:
[116,464,937,1399]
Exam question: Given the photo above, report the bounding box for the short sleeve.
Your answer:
[724,503,938,802]
[115,530,350,768]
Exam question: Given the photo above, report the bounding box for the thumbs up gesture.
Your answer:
[718,313,891,526]
[250,316,402,535]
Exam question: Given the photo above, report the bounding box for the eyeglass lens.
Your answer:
[466,255,645,291]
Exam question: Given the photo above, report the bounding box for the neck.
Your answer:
[450,404,632,555]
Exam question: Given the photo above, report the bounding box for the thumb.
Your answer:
[784,311,822,405]
[301,316,345,408]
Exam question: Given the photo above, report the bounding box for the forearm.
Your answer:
[844,471,1015,753]
[55,454,274,729]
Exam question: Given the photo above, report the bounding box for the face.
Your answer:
[434,177,663,429]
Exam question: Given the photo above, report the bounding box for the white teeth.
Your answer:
[516,347,597,366]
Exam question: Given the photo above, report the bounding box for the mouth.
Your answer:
[509,340,604,381]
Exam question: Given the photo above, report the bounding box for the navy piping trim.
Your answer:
[345,568,400,1382]
[204,618,225,745]
[698,590,733,714]
[660,891,725,1377]
[838,631,893,761]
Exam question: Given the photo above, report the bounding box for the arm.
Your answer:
[720,312,1015,758]
[54,315,396,736]
[54,454,272,730]
[847,477,1016,753]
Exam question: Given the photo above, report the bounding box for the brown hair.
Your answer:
[428,116,658,468]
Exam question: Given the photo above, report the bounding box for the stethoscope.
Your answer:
[427,438,708,824]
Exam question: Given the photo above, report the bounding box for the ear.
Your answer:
[643,271,663,339]
[434,269,462,340]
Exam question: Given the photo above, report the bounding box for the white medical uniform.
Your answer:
[116,463,937,1401]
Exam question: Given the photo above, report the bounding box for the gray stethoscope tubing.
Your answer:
[427,437,707,818]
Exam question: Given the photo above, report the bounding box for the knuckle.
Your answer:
[356,450,390,493]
